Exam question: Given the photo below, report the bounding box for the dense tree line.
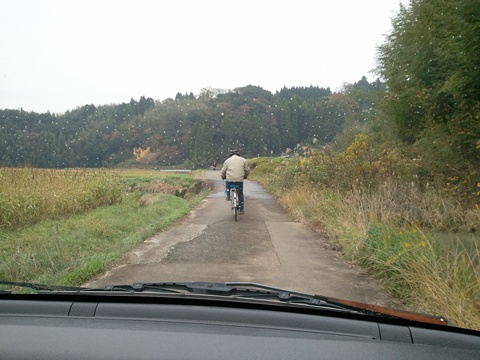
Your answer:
[2,0,476,198]
[1,83,382,168]
[375,0,480,194]
[0,96,155,167]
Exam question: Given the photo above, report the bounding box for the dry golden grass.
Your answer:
[401,248,480,330]
[278,184,480,330]
[278,185,367,259]
[250,156,480,331]
[113,168,168,178]
[0,167,122,230]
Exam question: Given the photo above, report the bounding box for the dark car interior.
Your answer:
[1,294,479,360]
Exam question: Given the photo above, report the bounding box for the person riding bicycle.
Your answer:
[220,149,250,214]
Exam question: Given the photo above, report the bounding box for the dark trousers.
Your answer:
[225,181,244,210]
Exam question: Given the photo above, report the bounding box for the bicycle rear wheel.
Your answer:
[231,189,238,222]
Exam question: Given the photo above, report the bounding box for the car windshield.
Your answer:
[0,0,479,332]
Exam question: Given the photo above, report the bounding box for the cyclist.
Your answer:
[220,149,250,214]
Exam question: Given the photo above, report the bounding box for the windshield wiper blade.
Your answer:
[96,282,448,325]
[1,280,349,312]
[0,280,448,326]
[0,281,86,293]
[92,282,361,313]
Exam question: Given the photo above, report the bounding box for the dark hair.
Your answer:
[229,149,240,156]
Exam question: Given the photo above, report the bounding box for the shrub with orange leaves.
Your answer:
[133,147,151,162]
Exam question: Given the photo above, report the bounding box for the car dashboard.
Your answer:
[0,294,479,360]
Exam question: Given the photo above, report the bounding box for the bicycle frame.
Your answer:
[229,186,240,222]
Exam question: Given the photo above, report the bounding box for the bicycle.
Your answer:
[228,184,241,222]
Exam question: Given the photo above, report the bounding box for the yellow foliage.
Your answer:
[342,133,370,160]
[133,147,151,161]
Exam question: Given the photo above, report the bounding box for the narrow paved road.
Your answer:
[87,170,397,307]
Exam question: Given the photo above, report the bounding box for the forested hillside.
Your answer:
[0,81,382,168]
[1,0,478,198]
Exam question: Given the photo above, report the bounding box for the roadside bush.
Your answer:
[249,157,298,192]
[301,134,416,191]
[258,134,480,232]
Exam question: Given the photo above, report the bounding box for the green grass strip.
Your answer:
[0,191,205,286]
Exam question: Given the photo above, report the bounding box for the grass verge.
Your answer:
[0,173,208,286]
[362,223,480,330]
[250,157,480,330]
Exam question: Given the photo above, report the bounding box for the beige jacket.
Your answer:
[220,155,251,182]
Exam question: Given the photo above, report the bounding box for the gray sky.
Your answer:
[0,0,404,114]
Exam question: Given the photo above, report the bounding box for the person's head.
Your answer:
[229,149,240,157]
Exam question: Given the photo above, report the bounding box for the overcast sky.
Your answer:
[0,0,405,114]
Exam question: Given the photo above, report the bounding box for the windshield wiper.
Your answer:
[0,281,86,293]
[108,282,448,325]
[102,281,352,311]
[0,281,447,325]
[0,280,356,313]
